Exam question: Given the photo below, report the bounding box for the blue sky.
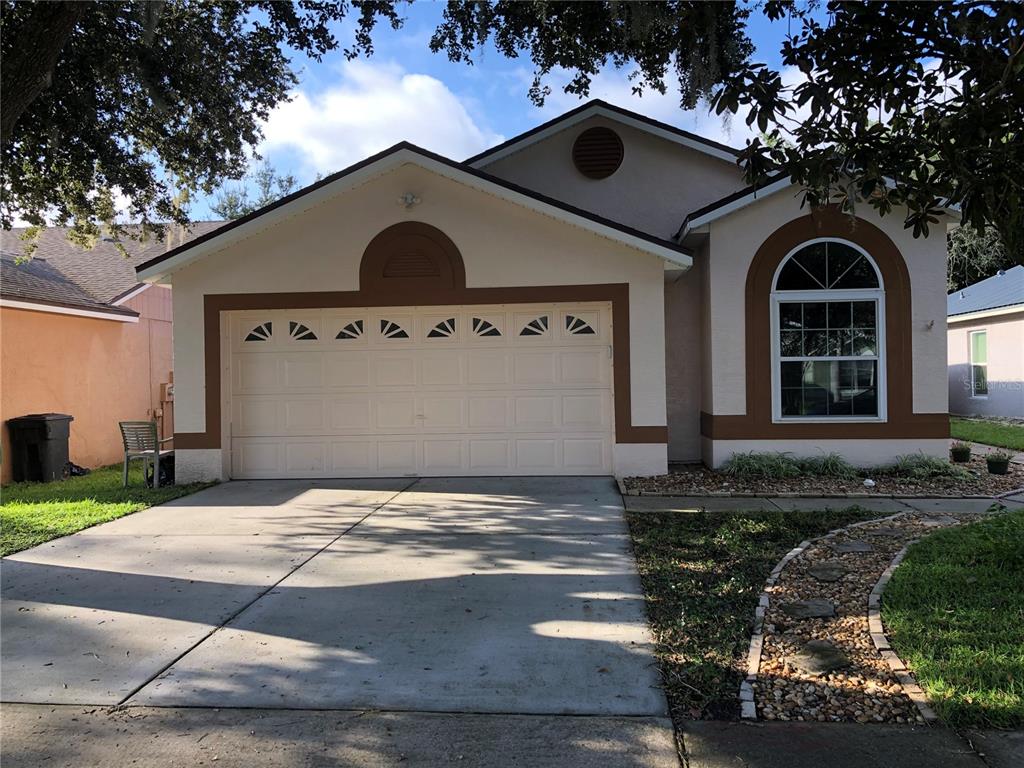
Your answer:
[193,2,811,218]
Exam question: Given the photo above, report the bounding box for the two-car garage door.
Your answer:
[228,303,614,478]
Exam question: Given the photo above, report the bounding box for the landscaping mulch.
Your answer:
[752,511,971,724]
[624,457,1024,497]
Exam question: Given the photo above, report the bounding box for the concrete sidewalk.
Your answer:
[4,704,1020,768]
[0,704,679,768]
[683,720,1021,768]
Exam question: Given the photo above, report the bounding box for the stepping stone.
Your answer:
[790,640,851,676]
[867,526,906,538]
[833,539,875,553]
[779,598,836,619]
[921,515,959,527]
[807,561,850,582]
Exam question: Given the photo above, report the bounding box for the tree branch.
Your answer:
[1,1,89,146]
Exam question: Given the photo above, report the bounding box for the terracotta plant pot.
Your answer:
[950,445,972,463]
[986,456,1010,475]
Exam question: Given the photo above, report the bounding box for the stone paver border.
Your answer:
[738,511,907,720]
[868,543,939,723]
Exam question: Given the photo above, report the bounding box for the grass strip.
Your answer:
[882,509,1024,729]
[951,417,1024,452]
[2,464,212,556]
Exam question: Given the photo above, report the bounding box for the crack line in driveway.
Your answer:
[116,478,421,706]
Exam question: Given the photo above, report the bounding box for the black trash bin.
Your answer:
[6,413,74,482]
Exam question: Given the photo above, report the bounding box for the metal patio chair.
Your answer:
[119,421,173,488]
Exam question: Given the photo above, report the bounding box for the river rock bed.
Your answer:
[624,457,1024,497]
[752,513,966,724]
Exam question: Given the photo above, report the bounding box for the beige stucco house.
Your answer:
[947,265,1024,418]
[136,101,952,482]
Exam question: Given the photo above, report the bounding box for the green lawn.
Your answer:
[882,510,1024,729]
[1,464,212,556]
[626,507,875,720]
[950,417,1024,452]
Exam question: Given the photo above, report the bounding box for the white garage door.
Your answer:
[228,303,614,478]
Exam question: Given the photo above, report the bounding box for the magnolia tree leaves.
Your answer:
[2,0,1022,257]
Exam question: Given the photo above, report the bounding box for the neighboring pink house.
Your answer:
[947,265,1024,419]
[0,225,219,482]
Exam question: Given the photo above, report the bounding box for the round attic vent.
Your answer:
[572,126,624,179]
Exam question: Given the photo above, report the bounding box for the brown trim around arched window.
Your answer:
[701,207,948,440]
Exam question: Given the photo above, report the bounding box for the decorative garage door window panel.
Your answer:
[227,303,613,478]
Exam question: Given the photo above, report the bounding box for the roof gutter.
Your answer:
[947,303,1024,324]
[1,297,140,322]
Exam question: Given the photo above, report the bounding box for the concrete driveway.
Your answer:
[1,477,676,766]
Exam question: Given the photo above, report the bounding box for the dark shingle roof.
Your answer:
[0,223,223,310]
[948,265,1024,317]
[0,251,127,313]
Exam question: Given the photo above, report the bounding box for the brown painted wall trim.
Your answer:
[700,207,948,441]
[175,281,667,450]
[701,412,949,441]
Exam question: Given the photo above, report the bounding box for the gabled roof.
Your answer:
[1,223,221,319]
[137,142,693,281]
[0,251,138,316]
[948,265,1024,318]
[677,172,793,238]
[465,99,740,167]
[5,223,222,304]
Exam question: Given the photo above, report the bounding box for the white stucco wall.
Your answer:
[947,311,1024,418]
[170,163,671,479]
[702,192,950,418]
[480,116,745,241]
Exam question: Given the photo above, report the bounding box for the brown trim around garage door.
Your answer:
[174,282,668,450]
[701,207,948,441]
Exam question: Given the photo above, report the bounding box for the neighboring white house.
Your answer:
[948,265,1024,419]
[135,100,952,481]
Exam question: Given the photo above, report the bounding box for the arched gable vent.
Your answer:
[572,126,624,179]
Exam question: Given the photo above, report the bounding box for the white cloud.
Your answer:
[260,60,504,175]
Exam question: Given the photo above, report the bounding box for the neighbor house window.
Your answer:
[969,330,988,397]
[772,239,885,420]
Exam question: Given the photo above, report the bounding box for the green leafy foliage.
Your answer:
[947,226,1016,292]
[885,453,971,480]
[882,510,1024,728]
[432,2,752,109]
[722,451,857,479]
[0,0,404,244]
[210,160,298,220]
[715,2,1024,251]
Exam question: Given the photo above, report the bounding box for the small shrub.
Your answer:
[949,441,972,463]
[722,451,803,479]
[887,453,971,480]
[986,451,1013,475]
[798,452,858,478]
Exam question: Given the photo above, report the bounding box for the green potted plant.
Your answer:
[986,451,1012,475]
[950,441,972,463]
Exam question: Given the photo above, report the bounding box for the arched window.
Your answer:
[771,239,885,420]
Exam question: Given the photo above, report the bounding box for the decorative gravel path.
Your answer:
[743,511,982,725]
